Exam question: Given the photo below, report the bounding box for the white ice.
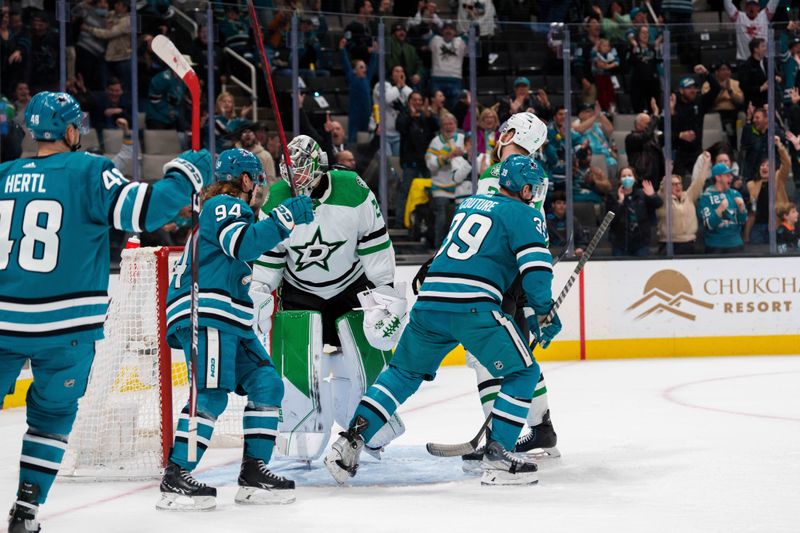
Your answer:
[2,356,799,533]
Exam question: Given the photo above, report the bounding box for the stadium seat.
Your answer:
[703,112,723,133]
[102,129,124,154]
[79,129,100,152]
[144,130,182,155]
[611,131,628,154]
[477,76,507,95]
[141,154,175,182]
[702,129,725,148]
[486,51,510,74]
[614,114,637,131]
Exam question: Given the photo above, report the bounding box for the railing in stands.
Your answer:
[222,47,258,123]
[171,6,199,41]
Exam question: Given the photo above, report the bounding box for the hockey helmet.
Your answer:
[279,135,328,195]
[496,112,547,156]
[215,148,266,185]
[25,91,87,141]
[498,154,549,211]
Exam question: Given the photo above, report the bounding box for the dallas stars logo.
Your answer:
[290,228,346,272]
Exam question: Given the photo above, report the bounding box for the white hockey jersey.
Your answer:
[253,170,395,300]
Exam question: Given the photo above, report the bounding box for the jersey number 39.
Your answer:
[437,212,493,261]
[0,199,63,273]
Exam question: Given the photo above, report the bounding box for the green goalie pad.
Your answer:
[270,310,331,461]
[336,311,394,388]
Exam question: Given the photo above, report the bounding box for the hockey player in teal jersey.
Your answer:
[158,148,314,510]
[325,154,562,486]
[0,91,213,533]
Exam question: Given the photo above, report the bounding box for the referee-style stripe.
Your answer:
[515,242,549,257]
[230,224,246,258]
[478,378,503,392]
[131,183,150,233]
[491,310,532,368]
[496,391,532,409]
[358,226,388,244]
[423,276,503,301]
[112,182,137,230]
[491,411,525,428]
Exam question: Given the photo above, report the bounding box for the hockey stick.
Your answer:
[425,211,614,457]
[246,0,297,196]
[151,35,202,463]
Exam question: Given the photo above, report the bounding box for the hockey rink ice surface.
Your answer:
[1,355,799,532]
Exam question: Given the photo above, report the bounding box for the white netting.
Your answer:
[61,247,246,480]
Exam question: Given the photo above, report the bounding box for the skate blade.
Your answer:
[323,454,355,485]
[480,470,539,486]
[521,446,561,459]
[363,446,383,461]
[461,460,483,475]
[235,486,295,505]
[156,493,216,511]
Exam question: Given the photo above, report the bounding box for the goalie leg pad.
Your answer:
[269,311,332,461]
[332,311,393,429]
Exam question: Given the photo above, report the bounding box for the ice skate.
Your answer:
[480,439,539,486]
[461,446,485,474]
[156,463,217,511]
[324,416,366,484]
[514,410,561,458]
[7,482,40,533]
[235,457,295,505]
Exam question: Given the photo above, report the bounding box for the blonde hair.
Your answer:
[216,91,236,116]
[202,178,245,205]
[776,202,797,220]
[478,108,499,129]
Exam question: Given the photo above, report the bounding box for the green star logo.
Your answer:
[290,227,346,272]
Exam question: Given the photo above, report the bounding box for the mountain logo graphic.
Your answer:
[626,269,714,321]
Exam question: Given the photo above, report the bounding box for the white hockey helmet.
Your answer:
[279,134,329,195]
[496,112,548,157]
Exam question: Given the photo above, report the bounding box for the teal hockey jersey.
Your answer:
[166,194,287,339]
[0,152,195,346]
[416,193,553,316]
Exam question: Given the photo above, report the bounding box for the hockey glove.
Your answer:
[357,284,407,351]
[163,149,213,194]
[270,195,314,237]
[527,301,562,350]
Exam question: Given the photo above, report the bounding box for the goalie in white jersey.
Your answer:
[251,135,406,461]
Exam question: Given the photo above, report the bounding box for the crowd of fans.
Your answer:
[2,0,800,257]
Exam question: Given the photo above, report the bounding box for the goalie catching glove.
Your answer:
[357,284,407,351]
[526,300,562,350]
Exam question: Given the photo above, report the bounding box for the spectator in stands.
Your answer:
[782,36,800,109]
[745,137,790,244]
[698,162,748,253]
[1,7,25,97]
[661,0,695,65]
[373,64,413,155]
[573,14,602,105]
[429,21,467,111]
[572,101,617,179]
[724,0,780,62]
[408,1,443,36]
[625,100,664,187]
[593,3,631,46]
[544,105,569,184]
[457,0,496,40]
[65,74,93,111]
[145,65,186,134]
[11,82,30,125]
[655,151,709,255]
[344,0,375,63]
[427,89,449,124]
[334,150,357,170]
[235,125,278,185]
[325,117,353,156]
[214,91,251,153]
[573,144,612,204]
[473,107,500,161]
[776,202,799,253]
[426,112,466,246]
[606,166,662,256]
[625,7,659,48]
[591,38,620,112]
[547,190,588,256]
[89,77,131,134]
[740,106,784,181]
[497,77,553,124]
[712,147,748,205]
[23,12,60,93]
[340,37,377,143]
[702,62,744,149]
[72,0,108,91]
[219,5,254,62]
[0,94,23,162]
[670,66,720,177]
[387,23,423,88]
[191,24,221,96]
[627,25,662,113]
[396,90,438,227]
[297,15,327,76]
[739,38,770,109]
[88,0,132,91]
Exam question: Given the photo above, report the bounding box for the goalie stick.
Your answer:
[151,35,202,462]
[246,0,297,196]
[425,211,615,457]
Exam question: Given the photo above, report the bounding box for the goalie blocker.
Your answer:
[267,308,405,462]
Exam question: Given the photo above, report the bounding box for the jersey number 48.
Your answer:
[0,199,63,273]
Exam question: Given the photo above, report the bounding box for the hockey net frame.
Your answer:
[60,246,246,481]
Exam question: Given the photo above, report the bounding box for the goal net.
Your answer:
[60,247,246,480]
